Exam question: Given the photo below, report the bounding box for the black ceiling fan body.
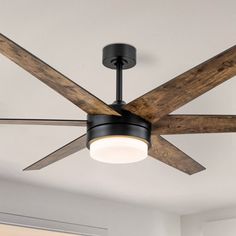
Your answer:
[0,33,236,175]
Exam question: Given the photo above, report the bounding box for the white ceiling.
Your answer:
[0,0,236,215]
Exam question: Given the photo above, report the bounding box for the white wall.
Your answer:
[181,207,236,236]
[0,178,181,236]
[203,218,236,236]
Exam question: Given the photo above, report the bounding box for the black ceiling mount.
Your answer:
[103,43,136,105]
[102,43,136,70]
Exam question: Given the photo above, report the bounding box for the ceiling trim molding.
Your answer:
[0,211,107,236]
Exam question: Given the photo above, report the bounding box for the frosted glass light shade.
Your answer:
[90,136,148,164]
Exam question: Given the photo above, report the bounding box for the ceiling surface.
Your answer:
[0,0,236,215]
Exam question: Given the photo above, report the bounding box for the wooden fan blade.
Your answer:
[124,45,236,123]
[24,134,87,170]
[149,135,205,175]
[152,115,236,135]
[0,34,119,116]
[0,118,87,126]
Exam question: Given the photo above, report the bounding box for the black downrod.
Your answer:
[116,59,123,104]
[102,43,136,105]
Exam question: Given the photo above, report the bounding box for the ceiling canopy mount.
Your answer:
[102,43,136,70]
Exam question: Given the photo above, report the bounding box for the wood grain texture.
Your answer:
[24,134,87,170]
[0,118,87,126]
[124,45,236,123]
[0,34,119,116]
[152,115,236,135]
[149,135,205,175]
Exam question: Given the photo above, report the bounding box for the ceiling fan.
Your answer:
[0,33,236,175]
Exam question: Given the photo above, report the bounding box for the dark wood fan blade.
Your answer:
[124,45,236,123]
[0,34,119,116]
[0,118,87,126]
[149,135,205,175]
[152,115,236,135]
[24,134,87,170]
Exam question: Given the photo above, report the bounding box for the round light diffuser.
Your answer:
[90,136,148,164]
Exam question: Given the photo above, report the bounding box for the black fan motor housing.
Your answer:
[86,109,151,148]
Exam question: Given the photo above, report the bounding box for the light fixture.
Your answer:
[90,136,148,164]
[87,109,151,164]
